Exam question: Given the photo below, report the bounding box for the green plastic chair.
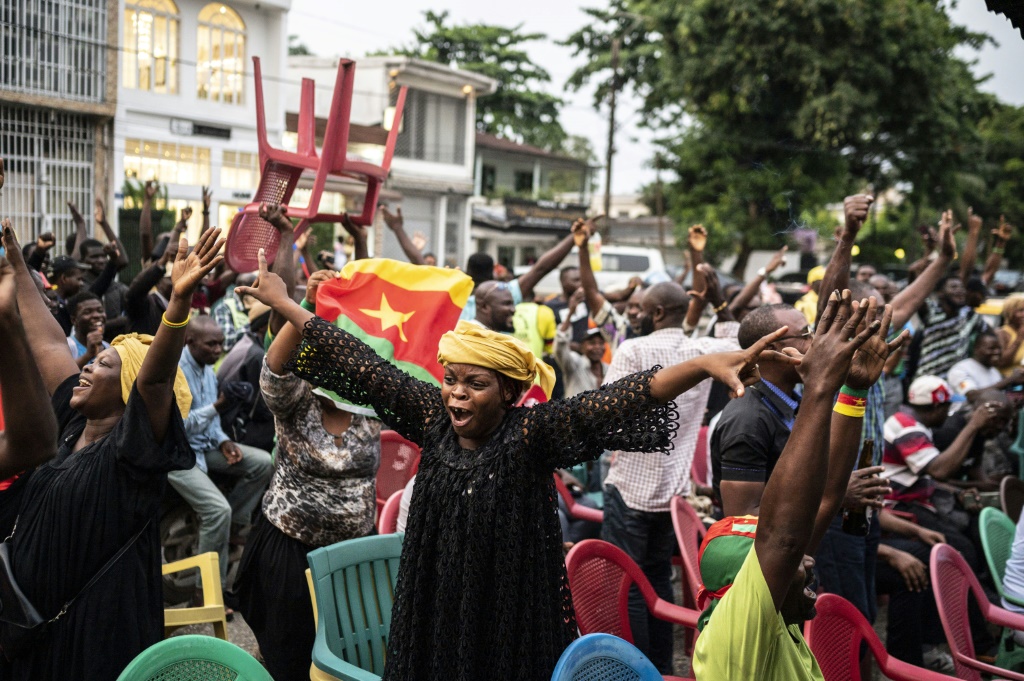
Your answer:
[980,506,1024,608]
[307,533,404,681]
[116,634,272,681]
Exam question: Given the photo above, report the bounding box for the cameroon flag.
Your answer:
[314,258,473,415]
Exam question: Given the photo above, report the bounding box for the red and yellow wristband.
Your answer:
[834,385,868,418]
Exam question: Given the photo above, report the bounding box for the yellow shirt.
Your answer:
[693,546,824,681]
[795,291,818,326]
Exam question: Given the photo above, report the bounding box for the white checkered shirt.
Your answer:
[603,323,739,512]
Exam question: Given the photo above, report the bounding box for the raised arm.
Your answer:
[0,255,59,478]
[730,246,787,314]
[1,221,79,394]
[982,216,1013,286]
[756,291,876,610]
[68,201,89,258]
[817,195,872,321]
[261,203,296,337]
[341,213,368,262]
[889,212,957,328]
[517,233,575,302]
[807,299,906,553]
[95,199,129,270]
[201,186,212,232]
[573,218,610,317]
[87,243,120,296]
[140,181,158,263]
[27,232,56,272]
[266,269,335,374]
[685,225,708,329]
[136,227,224,442]
[959,208,982,282]
[381,206,425,265]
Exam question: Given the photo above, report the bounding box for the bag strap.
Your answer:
[48,519,151,624]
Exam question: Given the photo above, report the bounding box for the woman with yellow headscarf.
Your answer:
[239,248,791,681]
[0,223,223,681]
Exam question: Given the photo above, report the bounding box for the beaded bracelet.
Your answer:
[834,384,868,418]
[713,301,729,313]
[161,312,190,329]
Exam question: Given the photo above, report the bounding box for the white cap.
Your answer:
[907,376,953,406]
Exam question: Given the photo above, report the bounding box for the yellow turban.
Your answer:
[111,334,192,419]
[437,321,555,399]
[807,266,826,284]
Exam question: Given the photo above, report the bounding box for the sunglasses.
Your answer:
[776,329,813,342]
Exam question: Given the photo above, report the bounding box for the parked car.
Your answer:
[991,270,1023,296]
[514,245,667,298]
[774,271,811,305]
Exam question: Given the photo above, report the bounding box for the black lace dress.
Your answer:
[288,317,679,681]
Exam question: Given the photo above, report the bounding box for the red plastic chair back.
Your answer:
[806,594,955,681]
[669,496,706,605]
[376,430,420,512]
[931,544,982,681]
[553,474,603,524]
[377,488,403,534]
[690,426,708,488]
[565,540,643,642]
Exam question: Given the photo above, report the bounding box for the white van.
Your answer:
[514,245,667,297]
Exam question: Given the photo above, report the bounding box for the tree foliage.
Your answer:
[564,0,996,274]
[288,34,313,56]
[393,11,567,151]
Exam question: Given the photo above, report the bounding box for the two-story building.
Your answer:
[286,55,497,268]
[113,0,290,241]
[2,0,118,245]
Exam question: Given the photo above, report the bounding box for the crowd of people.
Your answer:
[1,153,1023,681]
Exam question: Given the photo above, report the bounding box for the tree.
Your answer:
[288,34,313,56]
[392,11,567,150]
[564,0,992,275]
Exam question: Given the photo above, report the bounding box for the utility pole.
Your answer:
[655,155,665,256]
[603,36,620,241]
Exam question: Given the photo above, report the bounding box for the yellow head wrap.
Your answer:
[807,265,826,284]
[110,334,192,419]
[437,321,555,399]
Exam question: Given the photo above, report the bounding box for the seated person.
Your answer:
[932,389,1013,492]
[169,315,273,586]
[882,376,1002,570]
[948,330,1024,401]
[65,291,109,368]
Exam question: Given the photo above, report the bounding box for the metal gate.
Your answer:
[0,104,94,248]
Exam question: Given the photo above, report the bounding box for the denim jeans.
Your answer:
[600,485,675,673]
[814,512,880,622]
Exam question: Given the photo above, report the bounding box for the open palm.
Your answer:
[845,299,907,391]
[171,227,224,299]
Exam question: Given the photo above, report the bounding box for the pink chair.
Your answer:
[376,430,420,514]
[690,426,709,489]
[669,496,706,655]
[565,539,698,680]
[930,542,1024,680]
[553,473,603,525]
[377,489,403,534]
[805,593,955,680]
[225,56,408,272]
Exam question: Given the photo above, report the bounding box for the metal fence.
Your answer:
[0,103,95,247]
[0,0,109,103]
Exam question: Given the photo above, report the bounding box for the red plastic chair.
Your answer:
[375,430,420,514]
[377,488,403,535]
[225,56,408,272]
[805,593,956,680]
[553,474,604,524]
[930,542,1024,681]
[565,539,699,681]
[669,496,706,655]
[690,426,708,489]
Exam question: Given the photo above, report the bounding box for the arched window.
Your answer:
[196,4,246,104]
[123,0,179,94]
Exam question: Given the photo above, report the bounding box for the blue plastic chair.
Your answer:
[307,533,404,681]
[116,635,271,681]
[551,633,663,681]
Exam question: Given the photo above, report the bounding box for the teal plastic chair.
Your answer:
[116,635,272,681]
[307,533,404,681]
[980,506,1024,607]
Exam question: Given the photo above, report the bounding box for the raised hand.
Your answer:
[843,194,874,239]
[340,213,367,241]
[0,255,17,318]
[202,185,212,210]
[688,224,708,252]
[696,263,726,307]
[94,198,106,224]
[993,215,1013,245]
[305,268,337,306]
[798,290,879,397]
[967,207,982,234]
[36,231,56,251]
[235,248,290,310]
[1,220,25,267]
[144,180,158,201]
[765,245,788,274]
[68,201,86,227]
[937,210,958,260]
[381,206,403,231]
[103,241,120,259]
[180,206,193,223]
[258,202,292,232]
[845,298,908,391]
[699,326,801,398]
[170,227,225,299]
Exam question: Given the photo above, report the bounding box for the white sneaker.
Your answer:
[922,646,955,674]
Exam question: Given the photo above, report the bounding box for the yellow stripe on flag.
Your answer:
[339,258,474,307]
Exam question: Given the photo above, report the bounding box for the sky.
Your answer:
[287,0,1024,195]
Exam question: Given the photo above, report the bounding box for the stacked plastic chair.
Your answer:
[225,56,408,272]
[376,430,420,514]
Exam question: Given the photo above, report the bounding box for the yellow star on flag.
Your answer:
[360,293,416,342]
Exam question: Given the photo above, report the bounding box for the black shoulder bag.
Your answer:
[0,517,151,660]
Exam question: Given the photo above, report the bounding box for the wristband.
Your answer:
[834,388,868,418]
[839,385,869,399]
[713,301,729,314]
[161,312,190,329]
[300,297,316,312]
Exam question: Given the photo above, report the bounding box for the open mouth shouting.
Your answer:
[448,406,473,429]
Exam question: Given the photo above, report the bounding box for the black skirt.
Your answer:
[236,512,318,681]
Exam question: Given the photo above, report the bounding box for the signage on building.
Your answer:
[170,118,232,140]
[503,197,588,230]
[232,191,252,201]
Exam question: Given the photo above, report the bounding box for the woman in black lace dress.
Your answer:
[239,250,791,681]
